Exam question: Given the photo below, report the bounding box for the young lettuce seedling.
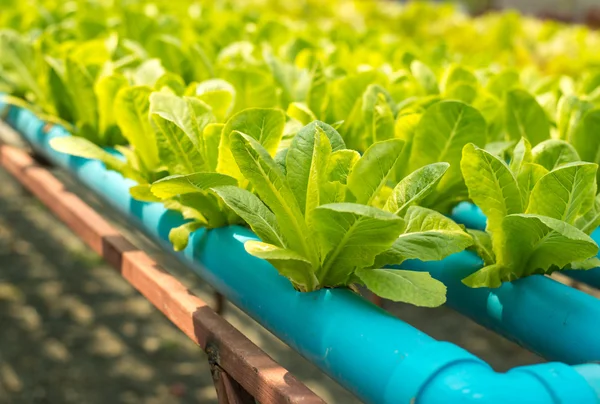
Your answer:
[395,100,487,213]
[461,138,600,288]
[49,71,238,185]
[213,121,472,307]
[51,87,248,250]
[145,99,286,250]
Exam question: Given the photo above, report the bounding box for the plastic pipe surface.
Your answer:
[5,105,600,403]
[402,251,600,363]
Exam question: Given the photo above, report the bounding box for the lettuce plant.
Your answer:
[51,89,258,249]
[461,139,600,288]
[211,121,472,306]
[148,105,289,250]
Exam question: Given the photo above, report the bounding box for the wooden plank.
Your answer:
[0,129,326,404]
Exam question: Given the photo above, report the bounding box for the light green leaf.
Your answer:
[394,112,422,141]
[474,92,503,141]
[442,64,477,91]
[217,108,286,181]
[286,126,332,216]
[569,109,600,172]
[461,143,522,240]
[327,149,360,184]
[502,214,598,276]
[411,60,439,95]
[274,148,289,175]
[213,185,285,247]
[130,59,166,87]
[570,257,600,270]
[384,162,449,215]
[115,86,159,170]
[186,96,216,142]
[485,140,517,159]
[221,67,277,112]
[45,57,75,122]
[579,70,600,95]
[151,172,237,199]
[557,94,593,141]
[505,89,550,146]
[375,206,472,267]
[229,131,315,262]
[393,111,422,181]
[303,121,346,151]
[202,123,223,172]
[320,181,347,206]
[263,50,301,107]
[130,184,161,202]
[509,138,532,175]
[531,139,580,171]
[170,221,204,252]
[95,74,127,144]
[287,102,316,125]
[526,162,597,224]
[467,229,495,266]
[362,85,396,144]
[331,70,383,122]
[307,62,327,119]
[65,57,99,136]
[155,72,186,95]
[462,264,510,288]
[114,145,142,173]
[314,203,405,285]
[446,83,478,104]
[245,240,317,290]
[355,268,446,307]
[149,92,206,174]
[403,205,470,235]
[192,79,236,122]
[163,198,206,224]
[575,194,600,235]
[0,30,46,103]
[188,43,214,81]
[179,192,229,228]
[147,35,192,81]
[409,101,487,194]
[50,137,142,182]
[517,163,548,208]
[487,70,519,98]
[347,139,405,205]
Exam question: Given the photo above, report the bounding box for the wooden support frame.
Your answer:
[0,125,326,404]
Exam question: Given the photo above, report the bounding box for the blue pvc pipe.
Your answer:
[4,104,600,403]
[452,201,487,231]
[451,202,600,289]
[402,252,600,363]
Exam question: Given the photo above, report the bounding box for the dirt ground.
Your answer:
[0,162,544,404]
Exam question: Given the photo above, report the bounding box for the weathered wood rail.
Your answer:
[0,121,326,404]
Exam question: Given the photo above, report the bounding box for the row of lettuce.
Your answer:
[2,0,600,307]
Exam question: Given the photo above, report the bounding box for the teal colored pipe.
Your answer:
[4,104,600,403]
[401,251,600,363]
[451,202,600,289]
